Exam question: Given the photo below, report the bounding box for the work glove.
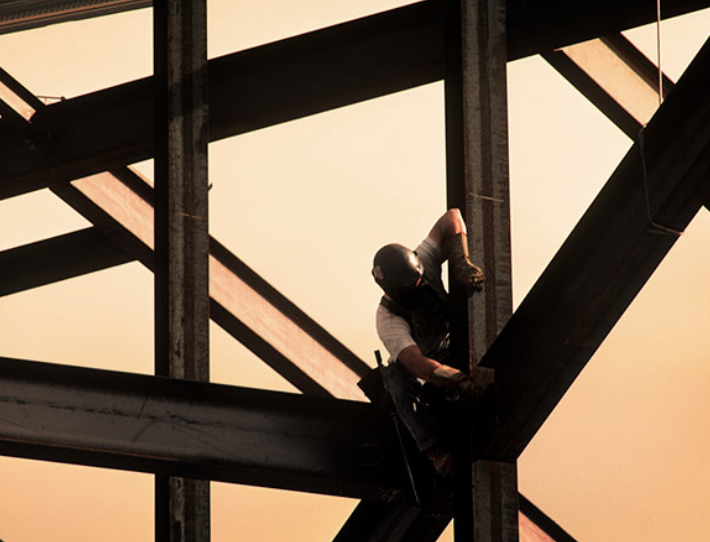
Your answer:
[442,233,485,295]
[429,365,486,403]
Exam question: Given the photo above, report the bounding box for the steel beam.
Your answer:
[153,0,210,381]
[544,35,710,221]
[50,168,369,400]
[333,502,425,541]
[153,0,210,539]
[518,495,578,542]
[543,34,674,139]
[0,356,573,541]
[0,1,443,200]
[3,0,710,200]
[444,0,516,539]
[0,187,572,542]
[505,0,710,60]
[2,0,707,50]
[0,355,408,501]
[482,34,710,460]
[0,0,150,35]
[335,493,576,542]
[0,227,132,297]
[0,66,49,142]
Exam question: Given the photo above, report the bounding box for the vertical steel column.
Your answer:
[444,0,517,540]
[153,0,210,540]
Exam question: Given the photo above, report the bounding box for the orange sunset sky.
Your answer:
[1,1,710,540]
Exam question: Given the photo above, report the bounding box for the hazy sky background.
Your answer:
[1,1,710,540]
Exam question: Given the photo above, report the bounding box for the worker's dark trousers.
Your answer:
[380,361,442,452]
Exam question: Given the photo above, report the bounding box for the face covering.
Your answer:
[398,283,438,310]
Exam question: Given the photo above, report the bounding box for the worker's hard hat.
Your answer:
[372,243,424,302]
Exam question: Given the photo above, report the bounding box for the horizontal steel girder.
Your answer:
[1,0,706,47]
[0,0,151,35]
[0,227,133,296]
[3,0,710,199]
[482,34,710,460]
[0,354,575,541]
[0,355,409,501]
[48,168,369,400]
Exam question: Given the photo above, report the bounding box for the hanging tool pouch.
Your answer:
[357,365,391,414]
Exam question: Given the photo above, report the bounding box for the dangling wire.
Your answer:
[638,128,684,237]
[635,0,682,238]
[656,0,663,105]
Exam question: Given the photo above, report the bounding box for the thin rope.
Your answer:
[638,127,683,236]
[656,0,664,105]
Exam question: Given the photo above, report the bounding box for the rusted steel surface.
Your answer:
[0,356,406,501]
[0,227,132,297]
[153,0,211,539]
[153,0,210,381]
[4,0,710,199]
[470,461,519,542]
[482,35,710,460]
[209,239,369,399]
[51,169,369,400]
[444,0,512,368]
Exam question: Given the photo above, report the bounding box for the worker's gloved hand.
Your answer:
[429,365,486,403]
[456,376,487,403]
[443,233,485,295]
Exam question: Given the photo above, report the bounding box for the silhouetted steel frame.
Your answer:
[48,168,369,399]
[4,0,710,200]
[1,2,707,540]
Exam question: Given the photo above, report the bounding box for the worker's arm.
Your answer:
[428,208,484,294]
[398,344,484,400]
[426,208,467,249]
[397,344,443,381]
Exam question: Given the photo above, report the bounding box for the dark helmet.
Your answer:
[372,244,424,302]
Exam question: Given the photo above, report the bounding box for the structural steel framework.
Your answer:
[2,0,710,540]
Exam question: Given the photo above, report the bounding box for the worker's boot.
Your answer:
[442,232,485,295]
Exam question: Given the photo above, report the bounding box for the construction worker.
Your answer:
[371,208,486,475]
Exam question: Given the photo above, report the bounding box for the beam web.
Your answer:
[444,0,517,539]
[153,0,210,540]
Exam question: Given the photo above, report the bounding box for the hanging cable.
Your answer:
[656,0,663,105]
[638,127,683,236]
[634,0,682,238]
